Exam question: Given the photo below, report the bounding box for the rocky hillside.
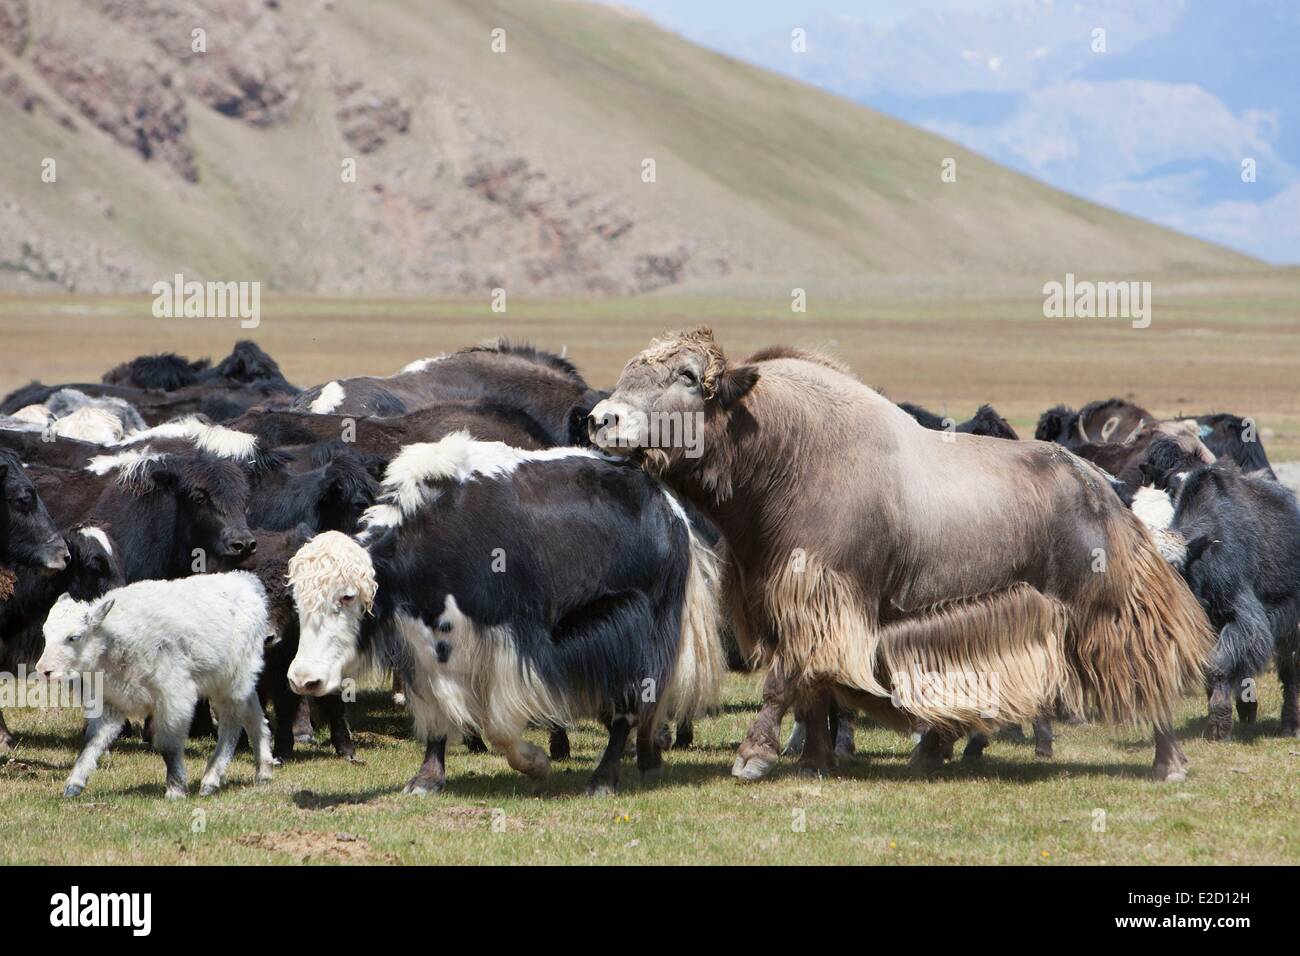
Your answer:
[0,0,1259,295]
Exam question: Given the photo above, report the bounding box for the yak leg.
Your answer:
[832,703,856,757]
[391,672,406,708]
[241,693,274,784]
[1152,717,1189,782]
[1033,717,1055,758]
[962,731,990,761]
[62,708,126,797]
[636,718,664,783]
[463,732,488,753]
[587,717,631,796]
[1280,651,1300,737]
[292,695,315,744]
[153,697,195,800]
[733,667,792,780]
[1209,592,1273,740]
[910,726,960,775]
[1206,680,1234,741]
[404,737,447,795]
[317,693,355,759]
[271,681,301,761]
[548,727,571,761]
[1235,681,1258,725]
[673,718,694,750]
[198,698,242,796]
[796,689,835,777]
[0,708,13,752]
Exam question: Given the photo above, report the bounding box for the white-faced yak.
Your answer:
[285,432,724,795]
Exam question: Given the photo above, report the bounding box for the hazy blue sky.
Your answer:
[597,0,1300,263]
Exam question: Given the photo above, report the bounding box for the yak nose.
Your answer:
[43,541,70,571]
[288,662,326,696]
[223,532,257,556]
[588,399,624,444]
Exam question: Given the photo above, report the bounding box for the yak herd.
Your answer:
[1,332,1298,800]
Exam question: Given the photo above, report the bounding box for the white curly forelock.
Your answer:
[287,531,378,617]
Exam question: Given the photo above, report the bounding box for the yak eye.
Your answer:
[678,368,698,387]
[190,489,210,504]
[338,593,356,605]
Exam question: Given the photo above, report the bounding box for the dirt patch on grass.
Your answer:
[237,829,396,864]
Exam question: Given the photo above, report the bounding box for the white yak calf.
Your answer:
[37,572,274,799]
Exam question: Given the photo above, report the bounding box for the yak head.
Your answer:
[0,449,69,572]
[589,327,758,466]
[37,593,115,682]
[286,531,378,696]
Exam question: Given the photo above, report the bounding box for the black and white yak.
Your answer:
[285,433,725,795]
[1139,438,1300,740]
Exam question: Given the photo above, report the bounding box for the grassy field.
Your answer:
[3,674,1299,865]
[1,282,1299,864]
[2,272,1299,454]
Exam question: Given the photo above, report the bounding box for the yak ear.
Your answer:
[88,597,115,629]
[715,364,759,409]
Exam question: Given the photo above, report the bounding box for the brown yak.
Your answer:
[589,328,1213,781]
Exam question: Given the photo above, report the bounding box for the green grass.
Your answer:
[3,675,1298,865]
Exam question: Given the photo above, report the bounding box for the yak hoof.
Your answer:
[585,781,616,797]
[1035,744,1054,759]
[1204,721,1231,742]
[165,787,188,801]
[639,766,663,785]
[403,778,445,796]
[731,753,776,781]
[1152,764,1188,783]
[62,783,84,798]
[294,733,314,745]
[0,732,15,753]
[199,783,220,797]
[521,754,550,780]
[908,746,947,777]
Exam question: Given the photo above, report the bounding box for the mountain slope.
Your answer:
[0,0,1259,295]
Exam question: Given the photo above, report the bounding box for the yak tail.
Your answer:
[1069,509,1214,725]
[877,583,1077,735]
[660,517,727,724]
